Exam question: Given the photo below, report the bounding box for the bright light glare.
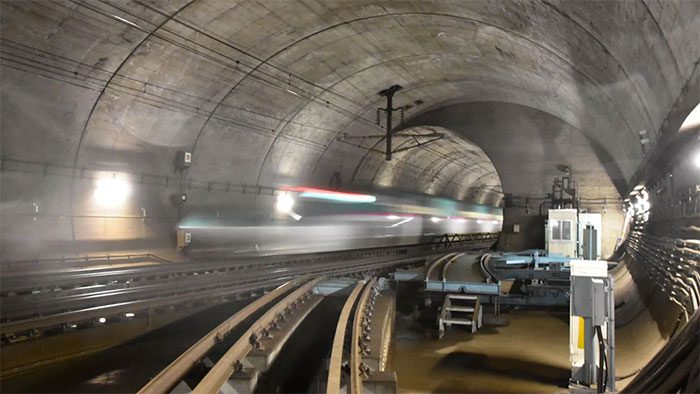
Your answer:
[276,193,295,213]
[476,219,484,224]
[680,103,700,132]
[386,215,401,220]
[94,177,130,206]
[98,317,106,323]
[694,150,700,169]
[124,312,135,318]
[389,217,414,228]
[452,218,467,223]
[430,217,443,223]
[284,186,376,203]
[299,191,376,203]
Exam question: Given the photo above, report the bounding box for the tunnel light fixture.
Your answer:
[694,150,700,169]
[680,103,700,132]
[430,216,443,223]
[288,212,302,221]
[124,312,135,318]
[476,219,484,224]
[630,187,651,222]
[452,217,467,223]
[94,175,131,206]
[98,317,106,324]
[110,14,142,29]
[386,215,401,220]
[286,88,301,97]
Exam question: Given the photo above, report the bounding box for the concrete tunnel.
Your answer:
[0,1,698,393]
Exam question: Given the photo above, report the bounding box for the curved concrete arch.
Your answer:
[1,0,697,263]
[176,9,651,194]
[354,126,502,203]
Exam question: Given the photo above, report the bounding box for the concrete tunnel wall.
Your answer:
[2,0,698,262]
[1,1,699,382]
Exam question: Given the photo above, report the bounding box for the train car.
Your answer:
[179,186,503,257]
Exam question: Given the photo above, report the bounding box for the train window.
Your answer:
[551,220,561,240]
[551,220,572,241]
[561,220,572,240]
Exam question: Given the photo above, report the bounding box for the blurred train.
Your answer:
[178,186,503,257]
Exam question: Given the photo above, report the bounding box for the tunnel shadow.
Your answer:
[431,351,570,388]
[581,133,628,194]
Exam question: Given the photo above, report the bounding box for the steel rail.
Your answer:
[350,278,377,394]
[2,265,301,320]
[1,257,293,294]
[3,244,440,322]
[0,277,292,336]
[326,281,364,393]
[192,278,323,394]
[137,280,296,394]
[1,254,393,335]
[2,233,498,294]
[440,253,465,281]
[2,238,496,336]
[2,249,418,323]
[479,253,498,283]
[425,252,458,282]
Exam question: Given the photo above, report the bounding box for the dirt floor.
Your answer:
[391,309,571,393]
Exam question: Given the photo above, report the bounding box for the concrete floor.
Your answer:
[391,309,570,393]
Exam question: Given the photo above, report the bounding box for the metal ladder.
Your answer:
[438,294,482,337]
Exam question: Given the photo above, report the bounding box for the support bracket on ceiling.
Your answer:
[378,84,403,161]
[337,132,445,156]
[337,85,439,160]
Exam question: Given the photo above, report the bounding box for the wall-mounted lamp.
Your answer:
[94,175,130,206]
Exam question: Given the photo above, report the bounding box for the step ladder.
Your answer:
[438,294,482,337]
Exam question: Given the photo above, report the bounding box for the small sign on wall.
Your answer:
[513,224,520,233]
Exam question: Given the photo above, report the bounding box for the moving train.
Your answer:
[179,186,503,257]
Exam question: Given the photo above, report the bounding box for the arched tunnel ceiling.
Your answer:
[1,1,699,216]
[403,101,626,201]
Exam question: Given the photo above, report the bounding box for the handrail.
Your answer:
[350,278,377,394]
[137,280,295,394]
[192,277,323,394]
[326,282,364,394]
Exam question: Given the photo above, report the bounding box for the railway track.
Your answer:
[138,278,322,393]
[1,234,497,340]
[138,277,390,394]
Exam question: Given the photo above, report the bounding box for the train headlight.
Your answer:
[276,193,295,213]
